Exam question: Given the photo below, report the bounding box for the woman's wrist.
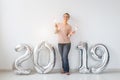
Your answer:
[55,29,59,33]
[68,31,75,37]
[68,34,71,37]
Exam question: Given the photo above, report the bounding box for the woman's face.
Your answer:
[63,14,70,21]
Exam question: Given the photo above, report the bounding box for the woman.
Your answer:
[54,13,75,75]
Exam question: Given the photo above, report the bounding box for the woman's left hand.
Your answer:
[68,31,75,37]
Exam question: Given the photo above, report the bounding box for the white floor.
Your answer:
[0,70,120,80]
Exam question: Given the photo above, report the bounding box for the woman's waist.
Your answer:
[58,39,71,44]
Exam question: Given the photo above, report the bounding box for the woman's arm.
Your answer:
[68,26,75,37]
[54,23,59,34]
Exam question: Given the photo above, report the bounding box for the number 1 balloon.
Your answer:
[77,42,90,73]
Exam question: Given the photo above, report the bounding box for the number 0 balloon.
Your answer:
[33,41,56,74]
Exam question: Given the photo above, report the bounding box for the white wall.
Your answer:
[0,0,120,70]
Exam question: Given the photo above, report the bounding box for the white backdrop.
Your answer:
[0,0,120,70]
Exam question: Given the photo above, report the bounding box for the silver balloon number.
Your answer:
[77,42,110,74]
[13,41,109,74]
[90,44,110,73]
[13,42,56,75]
[34,41,56,74]
[77,42,90,73]
[13,44,33,75]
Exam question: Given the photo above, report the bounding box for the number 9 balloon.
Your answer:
[90,44,110,73]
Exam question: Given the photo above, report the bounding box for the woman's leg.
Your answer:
[62,43,71,73]
[58,44,64,71]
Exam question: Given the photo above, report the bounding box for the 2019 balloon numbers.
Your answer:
[13,41,109,75]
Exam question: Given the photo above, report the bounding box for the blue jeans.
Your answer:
[58,43,71,72]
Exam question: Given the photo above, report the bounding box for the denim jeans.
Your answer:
[58,43,71,72]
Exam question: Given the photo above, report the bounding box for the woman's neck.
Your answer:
[63,20,68,25]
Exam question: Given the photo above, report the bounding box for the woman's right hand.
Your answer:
[54,23,59,34]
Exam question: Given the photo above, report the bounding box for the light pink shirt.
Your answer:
[56,23,72,43]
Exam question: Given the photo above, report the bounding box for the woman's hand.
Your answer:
[54,23,59,34]
[68,30,75,37]
[72,31,75,34]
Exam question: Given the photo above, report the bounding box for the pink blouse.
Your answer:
[56,23,72,43]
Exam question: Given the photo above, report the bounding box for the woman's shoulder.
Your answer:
[68,24,72,28]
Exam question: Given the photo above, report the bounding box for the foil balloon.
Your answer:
[33,41,56,74]
[13,44,33,75]
[77,42,90,73]
[90,44,110,73]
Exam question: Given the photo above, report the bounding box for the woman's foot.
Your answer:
[65,72,70,75]
[61,70,65,74]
